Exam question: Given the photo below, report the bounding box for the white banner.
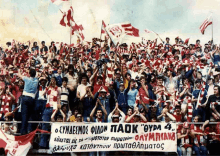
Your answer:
[49,123,177,153]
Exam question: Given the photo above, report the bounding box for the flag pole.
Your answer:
[212,15,213,45]
[99,22,102,47]
[70,0,72,45]
[103,24,116,47]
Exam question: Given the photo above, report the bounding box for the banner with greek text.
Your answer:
[49,122,177,153]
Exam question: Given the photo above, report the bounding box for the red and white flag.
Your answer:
[71,23,85,40]
[101,20,107,34]
[144,29,152,33]
[66,6,74,27]
[60,12,67,27]
[200,15,212,35]
[51,0,69,5]
[105,22,139,45]
[0,129,34,156]
[0,129,50,156]
[59,6,74,27]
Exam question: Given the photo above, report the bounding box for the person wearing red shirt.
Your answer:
[177,122,193,156]
[125,107,134,123]
[190,116,208,156]
[4,52,14,66]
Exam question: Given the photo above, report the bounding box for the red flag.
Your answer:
[67,6,74,27]
[60,13,66,27]
[200,15,212,35]
[184,38,190,45]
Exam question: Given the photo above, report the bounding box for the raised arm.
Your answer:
[90,101,98,122]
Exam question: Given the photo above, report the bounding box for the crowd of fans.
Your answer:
[0,37,220,156]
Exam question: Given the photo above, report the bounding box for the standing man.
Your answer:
[17,68,39,135]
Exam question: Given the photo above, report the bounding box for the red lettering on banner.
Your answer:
[164,133,168,140]
[149,133,155,141]
[134,132,175,142]
[156,133,160,141]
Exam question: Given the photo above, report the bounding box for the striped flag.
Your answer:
[200,15,212,35]
[105,22,139,45]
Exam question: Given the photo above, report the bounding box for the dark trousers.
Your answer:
[35,100,47,121]
[39,107,53,148]
[21,96,35,135]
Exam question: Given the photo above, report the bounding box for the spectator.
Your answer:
[17,68,38,135]
[177,122,193,156]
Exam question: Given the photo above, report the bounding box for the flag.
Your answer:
[101,20,107,34]
[59,6,74,27]
[0,129,34,156]
[0,128,50,156]
[105,22,139,45]
[200,15,212,35]
[144,29,152,33]
[51,0,68,5]
[66,6,74,27]
[60,12,67,27]
[184,38,190,45]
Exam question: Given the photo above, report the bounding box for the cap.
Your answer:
[99,88,107,93]
[112,115,119,118]
[76,114,82,117]
[119,82,124,86]
[183,122,189,129]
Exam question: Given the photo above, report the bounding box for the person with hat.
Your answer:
[177,122,193,156]
[116,82,128,114]
[89,99,108,156]
[94,86,111,115]
[107,105,125,123]
[35,76,48,121]
[39,76,61,149]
